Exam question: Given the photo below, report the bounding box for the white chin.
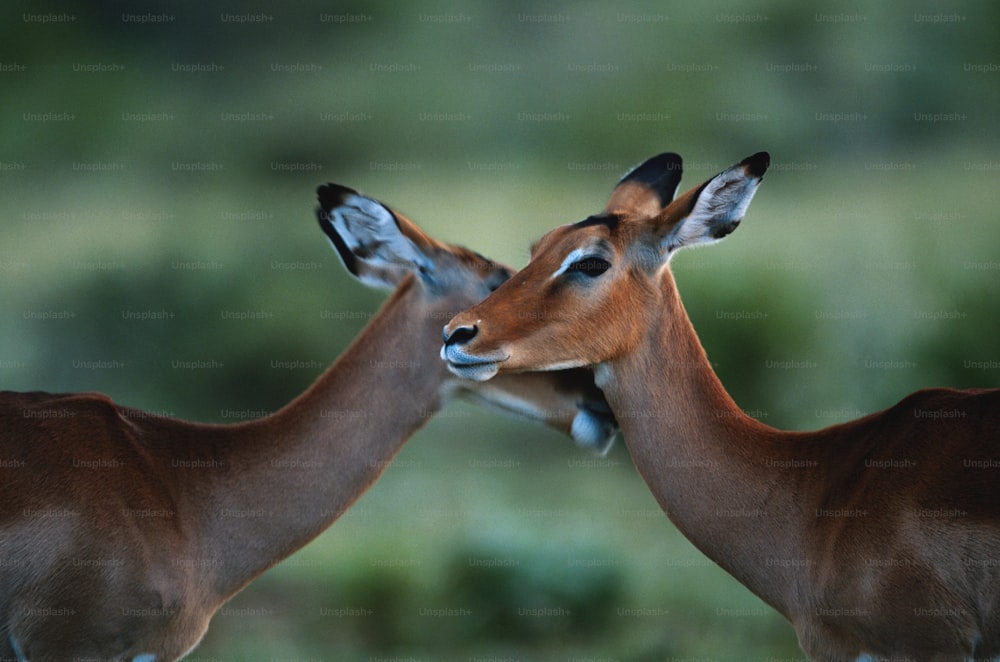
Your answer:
[446,361,500,382]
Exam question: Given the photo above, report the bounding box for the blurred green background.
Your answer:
[2,0,998,659]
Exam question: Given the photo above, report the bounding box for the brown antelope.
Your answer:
[0,184,616,661]
[442,152,1000,660]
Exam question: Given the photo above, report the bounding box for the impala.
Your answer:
[0,184,616,661]
[443,152,1000,660]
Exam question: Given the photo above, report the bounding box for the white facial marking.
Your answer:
[551,248,587,279]
[445,360,500,382]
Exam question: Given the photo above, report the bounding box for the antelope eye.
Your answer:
[566,256,611,278]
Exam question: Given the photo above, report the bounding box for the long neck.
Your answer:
[601,269,809,616]
[191,277,446,601]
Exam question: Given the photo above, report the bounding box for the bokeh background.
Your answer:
[2,0,998,659]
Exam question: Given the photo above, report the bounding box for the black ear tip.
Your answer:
[650,152,683,171]
[314,188,360,276]
[316,183,358,212]
[621,152,684,182]
[742,152,770,177]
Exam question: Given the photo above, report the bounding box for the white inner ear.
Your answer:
[662,168,761,254]
[331,193,433,286]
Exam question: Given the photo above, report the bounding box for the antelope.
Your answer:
[0,184,616,661]
[442,152,1000,660]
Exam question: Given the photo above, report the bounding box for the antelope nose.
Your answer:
[443,323,478,346]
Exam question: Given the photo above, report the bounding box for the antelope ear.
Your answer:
[604,152,684,219]
[316,184,436,289]
[656,152,769,256]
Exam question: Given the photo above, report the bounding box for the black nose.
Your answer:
[443,324,478,346]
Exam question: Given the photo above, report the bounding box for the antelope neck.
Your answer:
[196,277,444,600]
[599,267,808,617]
